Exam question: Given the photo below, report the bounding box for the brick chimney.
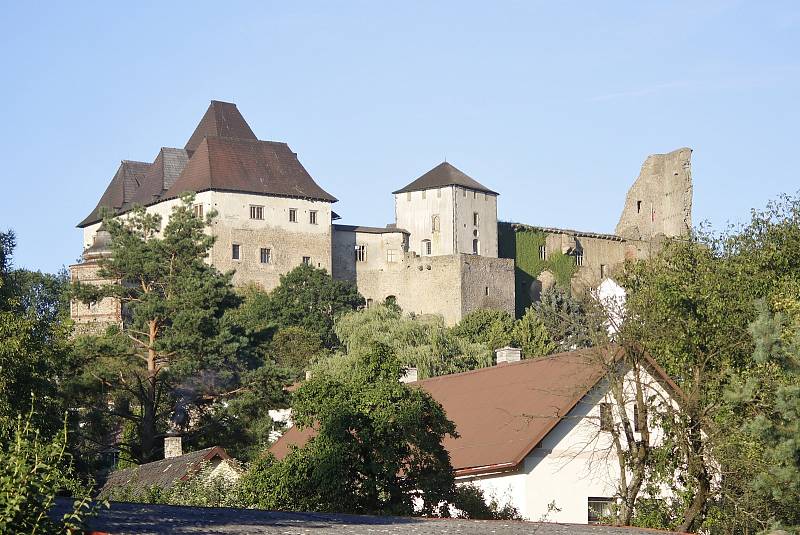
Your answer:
[495,346,522,364]
[164,435,183,459]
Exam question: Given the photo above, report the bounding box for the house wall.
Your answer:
[461,365,674,523]
[395,187,456,257]
[453,188,498,257]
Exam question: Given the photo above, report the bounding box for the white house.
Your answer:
[271,346,682,524]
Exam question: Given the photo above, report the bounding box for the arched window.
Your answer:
[431,215,440,232]
[421,239,432,255]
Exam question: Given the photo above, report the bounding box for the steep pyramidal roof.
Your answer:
[184,101,257,154]
[78,101,336,228]
[393,162,497,195]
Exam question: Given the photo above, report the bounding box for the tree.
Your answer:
[451,308,515,351]
[71,197,278,464]
[260,264,364,348]
[269,326,327,373]
[511,307,557,358]
[534,286,596,351]
[239,342,458,515]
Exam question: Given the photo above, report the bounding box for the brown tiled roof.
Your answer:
[163,136,337,203]
[131,147,190,206]
[97,446,232,499]
[185,100,257,154]
[271,348,681,476]
[78,160,151,228]
[393,162,497,195]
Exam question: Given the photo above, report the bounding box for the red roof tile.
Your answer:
[185,100,257,154]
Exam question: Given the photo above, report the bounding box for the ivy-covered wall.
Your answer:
[498,222,578,316]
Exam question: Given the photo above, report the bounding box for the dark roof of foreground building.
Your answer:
[50,499,686,534]
[78,101,336,228]
[393,162,498,195]
[97,446,232,499]
[271,347,681,477]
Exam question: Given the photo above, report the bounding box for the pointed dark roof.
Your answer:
[392,162,497,195]
[162,136,337,203]
[184,100,257,154]
[78,160,151,227]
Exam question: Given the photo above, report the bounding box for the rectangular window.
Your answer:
[193,203,204,219]
[421,190,426,199]
[406,192,411,201]
[431,215,440,232]
[473,191,477,199]
[576,251,584,267]
[600,402,613,432]
[387,249,397,263]
[437,188,442,198]
[484,286,489,296]
[588,497,614,524]
[260,247,271,264]
[463,188,466,197]
[302,256,311,266]
[231,243,240,261]
[289,208,297,223]
[473,212,479,226]
[539,245,546,260]
[600,264,607,279]
[309,210,318,225]
[355,244,367,262]
[422,239,432,255]
[250,205,264,220]
[472,239,479,255]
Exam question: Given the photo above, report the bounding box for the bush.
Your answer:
[451,483,521,520]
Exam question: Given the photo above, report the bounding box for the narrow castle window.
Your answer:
[289,208,297,223]
[437,188,441,198]
[355,244,367,262]
[231,243,240,261]
[473,191,477,199]
[309,210,318,225]
[407,192,411,201]
[250,205,264,220]
[421,190,426,199]
[539,245,546,260]
[472,239,479,255]
[421,239,432,255]
[431,215,440,232]
[260,247,271,264]
[473,212,479,226]
[484,286,489,296]
[576,251,584,267]
[387,249,397,262]
[600,264,606,278]
[302,256,311,266]
[366,298,373,308]
[463,188,467,197]
[193,203,203,219]
[636,200,642,214]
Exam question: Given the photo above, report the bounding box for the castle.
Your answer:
[70,101,692,329]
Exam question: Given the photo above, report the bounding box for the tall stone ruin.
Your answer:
[615,147,693,241]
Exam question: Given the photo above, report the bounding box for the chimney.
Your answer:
[400,367,418,383]
[495,346,522,364]
[305,370,313,381]
[164,435,183,459]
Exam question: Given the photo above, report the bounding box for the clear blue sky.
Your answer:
[2,1,798,274]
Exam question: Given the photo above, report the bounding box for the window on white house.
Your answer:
[576,251,584,267]
[473,212,479,226]
[387,249,397,263]
[302,256,311,266]
[231,244,240,261]
[421,239,432,255]
[600,403,613,432]
[472,239,479,255]
[193,204,204,219]
[289,208,297,223]
[309,210,318,225]
[250,205,264,220]
[588,497,614,524]
[260,247,271,264]
[539,245,546,260]
[355,244,367,262]
[431,215,440,232]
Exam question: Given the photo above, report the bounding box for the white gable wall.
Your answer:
[457,364,675,523]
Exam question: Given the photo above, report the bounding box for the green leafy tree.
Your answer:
[511,307,557,358]
[260,264,364,348]
[71,197,279,464]
[239,342,458,515]
[451,308,515,351]
[269,326,327,373]
[533,286,596,351]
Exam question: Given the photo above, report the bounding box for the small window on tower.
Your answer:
[289,208,297,223]
[473,212,479,226]
[387,249,397,263]
[309,211,318,225]
[407,192,411,201]
[260,247,271,264]
[302,256,311,266]
[250,205,264,220]
[231,244,240,261]
[600,264,607,279]
[472,239,480,255]
[421,190,426,199]
[437,188,442,198]
[193,204,204,219]
[431,215,440,232]
[421,239,432,255]
[636,200,642,214]
[539,245,546,260]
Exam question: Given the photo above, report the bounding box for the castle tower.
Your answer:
[615,148,693,241]
[393,162,498,258]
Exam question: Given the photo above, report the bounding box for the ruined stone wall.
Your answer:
[459,254,515,318]
[616,147,692,240]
